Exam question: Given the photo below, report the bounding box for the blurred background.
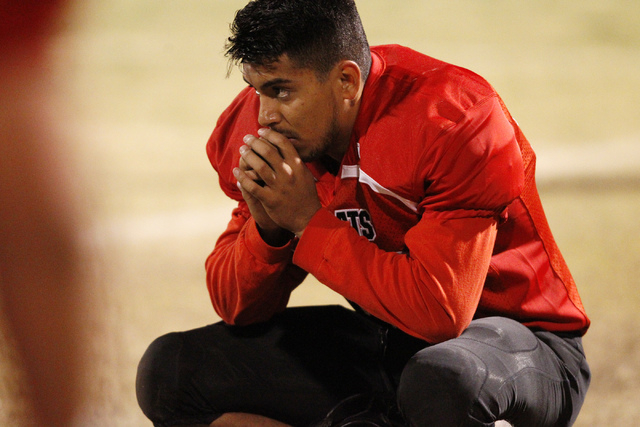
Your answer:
[1,0,638,425]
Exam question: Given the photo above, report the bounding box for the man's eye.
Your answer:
[274,88,290,99]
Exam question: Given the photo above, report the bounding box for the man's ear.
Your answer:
[336,60,362,102]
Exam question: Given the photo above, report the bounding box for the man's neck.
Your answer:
[320,155,341,176]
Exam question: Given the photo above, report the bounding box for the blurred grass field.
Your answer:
[1,0,639,425]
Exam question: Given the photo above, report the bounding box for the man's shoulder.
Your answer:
[205,86,259,201]
[215,86,259,127]
[208,86,259,152]
[370,44,496,102]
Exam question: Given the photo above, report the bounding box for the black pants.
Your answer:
[136,306,590,427]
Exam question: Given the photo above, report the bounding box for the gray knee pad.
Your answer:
[397,342,487,426]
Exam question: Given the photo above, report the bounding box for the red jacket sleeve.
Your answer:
[293,210,497,343]
[205,202,307,325]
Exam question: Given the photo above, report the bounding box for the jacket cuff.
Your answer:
[243,218,297,264]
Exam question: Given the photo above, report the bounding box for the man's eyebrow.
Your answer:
[243,77,293,91]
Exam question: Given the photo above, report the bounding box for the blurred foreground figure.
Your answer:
[1,2,92,425]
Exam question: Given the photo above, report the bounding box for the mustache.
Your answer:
[270,127,300,140]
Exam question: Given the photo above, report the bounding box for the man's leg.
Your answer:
[210,413,292,426]
[397,317,590,427]
[136,306,397,427]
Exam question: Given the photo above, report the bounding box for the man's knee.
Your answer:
[397,343,488,426]
[136,332,185,422]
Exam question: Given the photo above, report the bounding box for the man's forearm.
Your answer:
[293,208,497,343]
[206,207,305,325]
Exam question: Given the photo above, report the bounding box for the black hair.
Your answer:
[225,0,371,82]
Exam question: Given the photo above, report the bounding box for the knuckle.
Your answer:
[254,162,269,174]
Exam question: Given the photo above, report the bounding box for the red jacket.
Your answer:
[205,45,590,343]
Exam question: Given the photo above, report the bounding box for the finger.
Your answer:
[238,157,265,186]
[249,131,301,180]
[245,169,265,186]
[238,156,252,171]
[256,128,299,161]
[233,167,266,197]
[243,134,284,167]
[239,143,276,184]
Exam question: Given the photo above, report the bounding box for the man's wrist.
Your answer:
[292,206,321,239]
[256,225,295,247]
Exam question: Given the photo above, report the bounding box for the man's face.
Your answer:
[242,55,343,162]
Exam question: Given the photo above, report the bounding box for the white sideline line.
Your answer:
[85,205,235,246]
[535,138,640,182]
[87,139,639,246]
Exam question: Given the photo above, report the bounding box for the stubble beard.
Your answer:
[299,108,342,163]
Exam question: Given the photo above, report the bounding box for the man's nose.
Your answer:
[258,96,281,128]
